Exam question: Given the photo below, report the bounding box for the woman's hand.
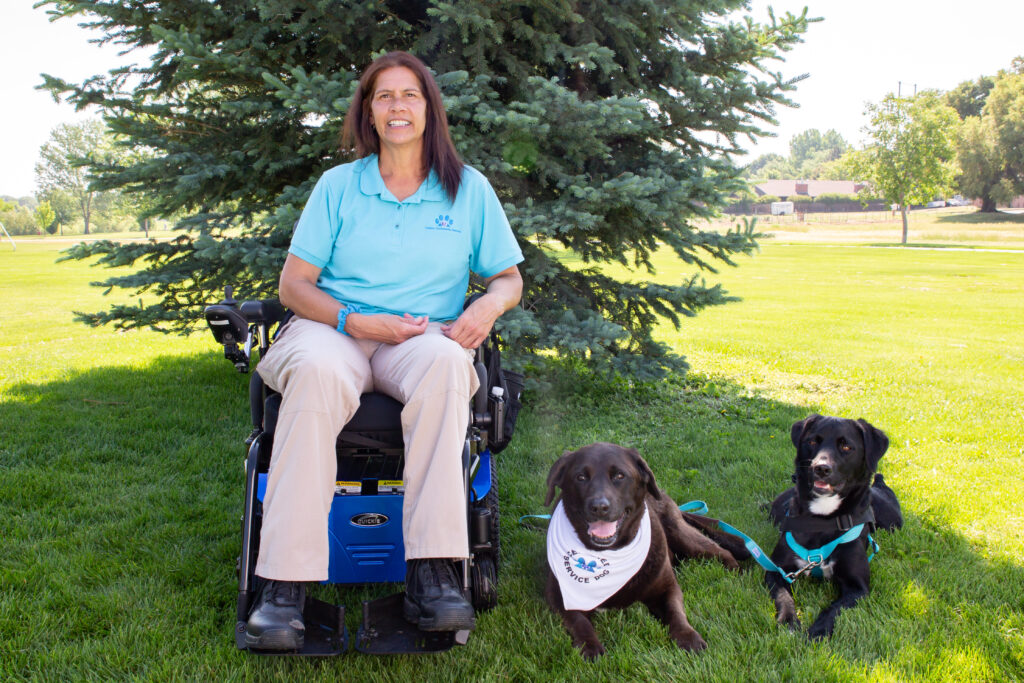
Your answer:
[346,312,428,345]
[442,265,523,349]
[441,296,503,349]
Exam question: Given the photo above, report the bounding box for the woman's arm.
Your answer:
[279,253,428,344]
[278,253,340,326]
[442,265,523,349]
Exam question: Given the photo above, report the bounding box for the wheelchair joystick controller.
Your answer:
[204,285,252,372]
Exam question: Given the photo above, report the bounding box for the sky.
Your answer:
[2,1,1023,198]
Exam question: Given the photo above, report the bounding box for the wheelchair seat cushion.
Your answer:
[262,391,404,448]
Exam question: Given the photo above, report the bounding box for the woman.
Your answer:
[245,52,523,650]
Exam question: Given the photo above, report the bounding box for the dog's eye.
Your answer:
[612,471,625,481]
[575,473,588,482]
[809,436,822,447]
[838,440,853,453]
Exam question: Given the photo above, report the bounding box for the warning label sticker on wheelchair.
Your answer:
[334,480,406,495]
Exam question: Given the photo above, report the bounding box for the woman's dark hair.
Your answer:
[341,51,463,201]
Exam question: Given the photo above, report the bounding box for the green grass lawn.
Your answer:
[2,233,1022,681]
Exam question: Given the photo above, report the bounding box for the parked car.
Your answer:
[946,195,970,207]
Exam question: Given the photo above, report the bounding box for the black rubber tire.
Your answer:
[471,458,499,611]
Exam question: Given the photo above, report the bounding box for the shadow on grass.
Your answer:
[864,242,996,249]
[934,210,1024,224]
[1,356,1021,679]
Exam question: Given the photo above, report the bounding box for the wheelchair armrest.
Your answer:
[239,299,286,327]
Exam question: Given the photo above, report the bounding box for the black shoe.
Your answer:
[245,579,306,650]
[403,559,476,632]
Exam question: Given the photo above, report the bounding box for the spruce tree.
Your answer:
[44,0,810,379]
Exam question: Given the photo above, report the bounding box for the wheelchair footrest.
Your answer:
[355,592,460,654]
[236,596,348,656]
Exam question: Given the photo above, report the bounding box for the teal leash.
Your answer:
[519,500,878,583]
[519,500,708,527]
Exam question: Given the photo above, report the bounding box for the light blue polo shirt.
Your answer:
[289,155,523,321]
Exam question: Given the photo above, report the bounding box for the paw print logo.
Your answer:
[435,214,453,229]
[575,557,598,573]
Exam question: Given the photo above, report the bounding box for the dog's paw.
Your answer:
[807,621,833,640]
[776,611,801,632]
[579,641,606,660]
[672,628,708,652]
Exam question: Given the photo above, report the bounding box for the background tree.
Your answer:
[43,0,810,378]
[34,120,109,235]
[34,201,57,235]
[945,76,995,120]
[954,69,1024,212]
[849,92,959,244]
[789,128,848,174]
[744,128,849,180]
[983,70,1024,199]
[957,115,1005,212]
[743,152,795,179]
[38,189,77,236]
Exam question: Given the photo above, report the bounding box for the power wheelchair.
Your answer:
[204,287,522,655]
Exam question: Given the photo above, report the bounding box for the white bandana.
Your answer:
[546,501,652,611]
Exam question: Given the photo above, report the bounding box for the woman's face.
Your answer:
[370,66,428,152]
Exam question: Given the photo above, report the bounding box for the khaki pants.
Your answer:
[253,317,478,581]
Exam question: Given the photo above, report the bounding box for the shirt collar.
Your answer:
[358,154,445,204]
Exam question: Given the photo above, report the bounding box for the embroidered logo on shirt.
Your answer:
[427,214,461,232]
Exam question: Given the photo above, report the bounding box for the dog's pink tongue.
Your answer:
[588,520,617,538]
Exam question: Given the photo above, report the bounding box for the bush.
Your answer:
[790,195,813,203]
[815,192,860,203]
[0,207,39,235]
[755,194,781,204]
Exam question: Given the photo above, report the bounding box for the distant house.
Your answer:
[752,179,866,200]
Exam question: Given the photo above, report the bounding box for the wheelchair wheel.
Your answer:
[470,460,499,611]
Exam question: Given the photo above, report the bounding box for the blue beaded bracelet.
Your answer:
[336,303,361,335]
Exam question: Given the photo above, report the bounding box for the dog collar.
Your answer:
[546,501,651,611]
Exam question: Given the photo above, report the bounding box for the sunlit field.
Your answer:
[2,221,1022,680]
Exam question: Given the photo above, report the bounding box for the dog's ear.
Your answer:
[544,450,574,507]
[790,414,823,448]
[856,419,889,470]
[627,447,662,500]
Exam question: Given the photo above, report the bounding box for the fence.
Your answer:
[721,209,898,225]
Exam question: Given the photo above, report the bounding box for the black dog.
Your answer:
[544,442,746,659]
[766,415,903,639]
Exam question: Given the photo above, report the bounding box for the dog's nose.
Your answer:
[588,497,611,517]
[813,463,832,479]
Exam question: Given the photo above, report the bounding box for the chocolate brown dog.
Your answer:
[766,415,903,639]
[544,442,745,659]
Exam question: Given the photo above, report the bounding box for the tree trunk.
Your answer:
[82,193,92,235]
[901,206,909,244]
[980,195,998,212]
